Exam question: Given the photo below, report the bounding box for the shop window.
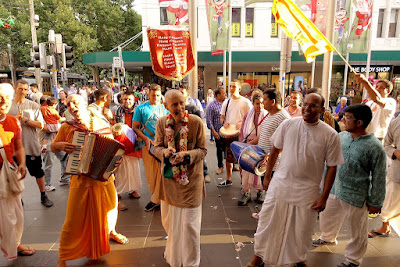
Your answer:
[232,8,241,37]
[245,8,254,37]
[160,7,169,25]
[377,9,384,38]
[271,11,278,38]
[388,9,399,38]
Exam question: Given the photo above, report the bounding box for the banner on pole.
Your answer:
[295,0,329,35]
[333,0,352,54]
[346,0,373,53]
[205,0,230,56]
[147,26,195,81]
[272,0,335,63]
[159,0,189,25]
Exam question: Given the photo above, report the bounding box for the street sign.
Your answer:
[113,57,122,68]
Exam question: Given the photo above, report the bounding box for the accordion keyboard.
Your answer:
[66,131,86,174]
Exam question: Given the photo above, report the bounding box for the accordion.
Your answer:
[65,131,125,182]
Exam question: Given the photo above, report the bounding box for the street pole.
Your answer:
[279,30,288,103]
[29,0,41,91]
[223,50,227,91]
[228,3,232,96]
[311,60,315,88]
[321,0,336,108]
[49,30,57,97]
[7,44,15,86]
[189,0,198,99]
[342,52,350,96]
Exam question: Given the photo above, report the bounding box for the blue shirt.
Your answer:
[333,131,386,208]
[133,102,169,140]
[206,99,223,133]
[187,97,204,118]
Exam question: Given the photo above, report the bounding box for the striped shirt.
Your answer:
[206,99,223,133]
[258,109,291,154]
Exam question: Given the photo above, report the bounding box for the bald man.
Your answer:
[153,90,207,267]
[246,93,344,267]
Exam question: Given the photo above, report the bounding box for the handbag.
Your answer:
[0,138,24,197]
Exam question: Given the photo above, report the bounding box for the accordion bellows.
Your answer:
[66,131,126,182]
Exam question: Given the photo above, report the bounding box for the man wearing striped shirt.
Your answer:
[206,87,226,175]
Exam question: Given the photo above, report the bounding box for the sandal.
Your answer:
[17,245,36,256]
[368,229,390,238]
[110,232,129,244]
[129,191,141,199]
[216,168,223,175]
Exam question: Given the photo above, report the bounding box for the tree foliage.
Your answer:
[0,0,142,74]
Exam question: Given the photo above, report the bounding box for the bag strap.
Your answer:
[223,98,231,124]
[243,112,269,143]
[142,104,163,137]
[0,138,9,163]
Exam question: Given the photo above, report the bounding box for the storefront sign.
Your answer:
[232,22,240,37]
[147,26,195,81]
[271,22,278,37]
[352,65,392,73]
[245,22,253,37]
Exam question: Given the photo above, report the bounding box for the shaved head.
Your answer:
[165,89,184,104]
[165,89,186,122]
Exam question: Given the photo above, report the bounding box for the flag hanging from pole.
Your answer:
[295,0,329,35]
[333,0,352,54]
[272,0,335,63]
[159,0,189,25]
[205,0,230,56]
[347,0,373,53]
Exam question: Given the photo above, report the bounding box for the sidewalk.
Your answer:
[1,134,399,266]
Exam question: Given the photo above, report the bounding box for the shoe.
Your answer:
[255,191,265,204]
[252,212,259,220]
[216,168,223,175]
[238,192,251,206]
[368,229,390,238]
[118,201,128,211]
[45,185,56,192]
[337,261,359,267]
[312,238,338,247]
[129,191,141,199]
[217,180,232,187]
[59,180,69,186]
[204,175,211,183]
[41,195,53,207]
[210,140,215,145]
[145,201,160,212]
[232,166,240,171]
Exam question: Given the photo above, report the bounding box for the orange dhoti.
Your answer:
[58,174,117,261]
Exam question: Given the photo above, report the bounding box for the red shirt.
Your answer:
[124,113,133,128]
[0,114,22,164]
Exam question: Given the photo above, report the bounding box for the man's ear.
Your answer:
[163,102,168,110]
[320,106,326,115]
[357,119,364,128]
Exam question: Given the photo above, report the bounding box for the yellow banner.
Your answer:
[245,22,253,37]
[272,0,334,63]
[232,22,240,37]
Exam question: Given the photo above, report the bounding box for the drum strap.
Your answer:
[223,98,231,124]
[243,112,269,143]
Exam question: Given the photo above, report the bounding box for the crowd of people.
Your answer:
[0,74,399,267]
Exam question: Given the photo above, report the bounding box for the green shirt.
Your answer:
[334,131,386,208]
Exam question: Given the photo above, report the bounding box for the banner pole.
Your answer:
[342,52,350,96]
[223,50,227,91]
[189,0,198,99]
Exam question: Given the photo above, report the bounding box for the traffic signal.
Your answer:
[33,43,47,70]
[63,45,73,69]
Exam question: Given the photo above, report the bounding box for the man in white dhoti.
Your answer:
[153,90,207,267]
[368,115,400,238]
[246,93,344,267]
[0,83,35,259]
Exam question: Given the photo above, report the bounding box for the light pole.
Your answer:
[7,44,15,86]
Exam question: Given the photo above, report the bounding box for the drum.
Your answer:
[219,125,240,163]
[230,141,266,175]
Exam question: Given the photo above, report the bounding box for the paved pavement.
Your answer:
[1,131,400,267]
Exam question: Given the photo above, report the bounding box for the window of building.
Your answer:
[377,9,384,38]
[245,8,254,37]
[160,7,169,25]
[232,8,241,37]
[271,11,278,37]
[389,9,399,38]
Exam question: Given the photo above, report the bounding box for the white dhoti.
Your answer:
[380,178,400,235]
[0,194,24,260]
[161,201,202,267]
[254,196,317,266]
[114,155,141,195]
[319,194,368,265]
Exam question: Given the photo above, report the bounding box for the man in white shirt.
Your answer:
[356,74,396,140]
[218,81,252,187]
[246,93,344,267]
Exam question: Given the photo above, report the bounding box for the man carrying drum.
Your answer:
[218,81,252,187]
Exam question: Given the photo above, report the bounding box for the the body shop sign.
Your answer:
[147,26,195,81]
[352,65,392,73]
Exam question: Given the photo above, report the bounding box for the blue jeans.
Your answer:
[42,151,70,185]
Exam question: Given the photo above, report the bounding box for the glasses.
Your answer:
[303,103,320,109]
[344,115,357,121]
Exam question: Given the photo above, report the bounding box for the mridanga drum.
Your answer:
[219,124,240,163]
[230,141,266,175]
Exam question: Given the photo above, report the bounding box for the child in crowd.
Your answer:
[40,96,64,152]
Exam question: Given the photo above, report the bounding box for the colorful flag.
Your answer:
[333,0,352,54]
[295,0,329,35]
[346,0,373,53]
[147,26,195,81]
[159,0,189,25]
[272,0,335,63]
[205,0,230,55]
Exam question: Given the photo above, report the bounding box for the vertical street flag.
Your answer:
[147,26,195,81]
[333,0,352,54]
[159,0,189,25]
[272,0,335,63]
[205,0,230,56]
[295,0,329,35]
[347,0,373,53]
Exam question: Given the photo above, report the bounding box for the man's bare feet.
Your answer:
[368,222,391,238]
[57,260,67,267]
[110,231,129,244]
[17,244,35,256]
[245,255,263,267]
